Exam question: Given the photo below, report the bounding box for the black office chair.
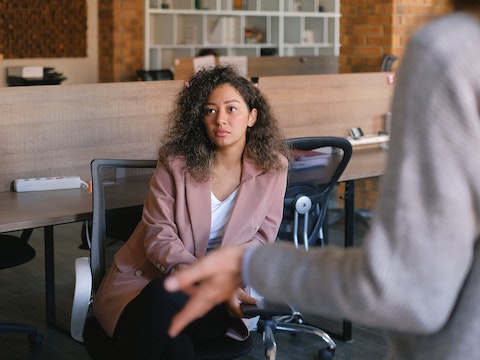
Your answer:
[279,137,352,249]
[136,69,174,81]
[0,229,44,345]
[243,136,352,360]
[380,53,398,72]
[71,158,253,359]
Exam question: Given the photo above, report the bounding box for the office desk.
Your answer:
[0,188,92,333]
[341,146,388,182]
[341,146,388,247]
[336,146,388,340]
[0,189,92,233]
[0,147,387,337]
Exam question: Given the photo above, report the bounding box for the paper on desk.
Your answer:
[291,147,331,170]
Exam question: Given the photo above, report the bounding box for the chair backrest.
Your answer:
[90,159,157,291]
[279,136,352,248]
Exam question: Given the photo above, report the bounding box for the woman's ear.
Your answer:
[248,108,258,127]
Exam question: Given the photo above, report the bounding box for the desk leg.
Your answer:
[341,180,355,341]
[344,180,355,248]
[44,226,56,324]
[44,226,69,335]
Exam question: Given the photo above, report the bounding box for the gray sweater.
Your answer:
[247,12,480,359]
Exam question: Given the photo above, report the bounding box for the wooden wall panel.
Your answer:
[0,0,87,58]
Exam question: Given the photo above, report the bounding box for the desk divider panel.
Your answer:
[0,72,394,192]
[173,56,339,81]
[0,81,183,192]
[257,72,395,139]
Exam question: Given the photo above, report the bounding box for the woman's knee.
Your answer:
[138,276,188,309]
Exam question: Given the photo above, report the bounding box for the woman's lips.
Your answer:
[215,129,229,136]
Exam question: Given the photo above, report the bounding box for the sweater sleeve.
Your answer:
[245,20,480,334]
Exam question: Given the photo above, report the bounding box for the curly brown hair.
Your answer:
[158,65,290,181]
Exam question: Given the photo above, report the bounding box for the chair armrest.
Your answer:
[70,257,92,342]
[241,300,293,318]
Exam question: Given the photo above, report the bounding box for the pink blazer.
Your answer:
[93,155,288,337]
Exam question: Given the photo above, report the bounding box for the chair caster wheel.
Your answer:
[28,333,44,345]
[318,347,335,360]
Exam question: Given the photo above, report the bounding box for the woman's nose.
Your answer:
[215,110,227,124]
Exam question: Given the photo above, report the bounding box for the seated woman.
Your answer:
[92,65,290,359]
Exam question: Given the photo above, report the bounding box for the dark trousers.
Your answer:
[111,276,231,359]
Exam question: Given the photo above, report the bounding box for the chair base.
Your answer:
[194,336,253,360]
[255,316,336,360]
[0,323,44,345]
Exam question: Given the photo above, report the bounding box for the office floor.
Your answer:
[0,213,388,360]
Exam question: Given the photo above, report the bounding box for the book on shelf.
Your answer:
[209,16,236,44]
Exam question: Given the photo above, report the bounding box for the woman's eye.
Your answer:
[228,106,237,112]
[205,108,216,115]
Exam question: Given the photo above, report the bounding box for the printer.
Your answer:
[6,66,66,86]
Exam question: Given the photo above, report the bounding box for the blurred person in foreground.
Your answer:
[165,1,480,359]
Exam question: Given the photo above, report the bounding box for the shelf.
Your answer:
[145,0,340,70]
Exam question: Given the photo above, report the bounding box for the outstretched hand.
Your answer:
[164,246,253,337]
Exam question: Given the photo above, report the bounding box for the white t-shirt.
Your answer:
[207,188,238,251]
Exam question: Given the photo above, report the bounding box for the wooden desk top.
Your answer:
[0,188,92,233]
[340,146,388,182]
[0,148,387,234]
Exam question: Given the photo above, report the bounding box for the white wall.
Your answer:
[0,0,98,87]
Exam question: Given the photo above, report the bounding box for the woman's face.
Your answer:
[203,83,257,152]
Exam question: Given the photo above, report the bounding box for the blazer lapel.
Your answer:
[222,157,259,245]
[185,173,211,257]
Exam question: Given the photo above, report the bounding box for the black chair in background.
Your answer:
[380,53,398,72]
[0,229,44,345]
[242,136,353,360]
[71,158,253,359]
[136,69,173,81]
[280,137,352,249]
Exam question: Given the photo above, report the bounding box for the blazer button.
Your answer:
[253,226,259,232]
[135,269,143,277]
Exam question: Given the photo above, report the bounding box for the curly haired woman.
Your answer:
[92,65,290,359]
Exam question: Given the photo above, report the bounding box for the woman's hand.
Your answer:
[226,287,260,317]
[164,246,247,337]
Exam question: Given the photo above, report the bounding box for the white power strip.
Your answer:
[14,176,83,192]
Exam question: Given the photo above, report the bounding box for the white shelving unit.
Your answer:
[145,0,340,70]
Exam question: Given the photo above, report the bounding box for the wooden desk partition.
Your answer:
[0,81,183,192]
[173,55,338,80]
[258,72,395,139]
[0,72,394,192]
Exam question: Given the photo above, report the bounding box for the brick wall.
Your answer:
[98,0,144,83]
[99,0,451,82]
[339,0,451,73]
[339,0,451,209]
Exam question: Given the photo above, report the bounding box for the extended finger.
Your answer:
[164,252,222,293]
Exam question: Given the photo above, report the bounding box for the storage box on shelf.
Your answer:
[145,0,340,71]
